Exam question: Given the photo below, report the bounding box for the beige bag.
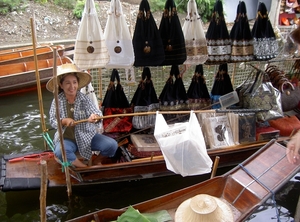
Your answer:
[104,0,134,68]
[182,0,208,65]
[74,0,109,69]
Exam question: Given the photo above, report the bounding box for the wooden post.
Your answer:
[40,160,47,222]
[52,48,72,197]
[210,156,220,178]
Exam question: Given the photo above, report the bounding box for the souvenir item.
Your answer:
[159,0,186,65]
[187,64,211,109]
[206,0,231,64]
[102,69,133,133]
[210,63,234,109]
[132,0,165,67]
[74,0,109,69]
[131,67,159,129]
[104,0,134,68]
[230,1,254,62]
[243,70,283,122]
[269,115,300,136]
[252,2,278,60]
[182,0,208,64]
[159,65,188,111]
[154,111,212,177]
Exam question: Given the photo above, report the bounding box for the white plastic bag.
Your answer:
[154,111,212,177]
[104,0,134,68]
[74,0,109,69]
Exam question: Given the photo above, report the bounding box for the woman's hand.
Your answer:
[286,131,300,165]
[62,118,76,127]
[88,114,100,123]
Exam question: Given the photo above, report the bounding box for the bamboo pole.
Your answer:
[30,17,47,142]
[74,109,217,124]
[39,160,47,222]
[52,48,72,197]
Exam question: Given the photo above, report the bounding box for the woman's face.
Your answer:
[59,73,79,97]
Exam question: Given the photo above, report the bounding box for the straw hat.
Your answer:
[175,194,234,222]
[46,63,92,92]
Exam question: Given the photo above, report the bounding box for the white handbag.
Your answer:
[74,0,109,69]
[104,0,134,69]
[182,0,208,65]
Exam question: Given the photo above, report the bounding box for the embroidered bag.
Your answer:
[187,64,211,110]
[132,0,165,67]
[159,0,187,65]
[230,1,254,62]
[205,0,231,64]
[182,0,208,65]
[252,2,278,60]
[103,0,134,68]
[74,0,109,69]
[131,67,159,129]
[102,69,133,133]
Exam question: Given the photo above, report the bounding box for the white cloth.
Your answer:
[104,0,134,68]
[74,0,109,69]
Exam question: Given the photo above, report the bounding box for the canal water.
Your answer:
[0,88,299,221]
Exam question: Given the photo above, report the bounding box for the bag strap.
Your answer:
[139,0,150,13]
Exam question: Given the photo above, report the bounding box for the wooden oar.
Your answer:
[52,48,72,197]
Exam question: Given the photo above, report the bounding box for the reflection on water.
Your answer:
[0,89,53,155]
[0,89,299,222]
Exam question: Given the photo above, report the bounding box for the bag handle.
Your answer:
[139,0,150,13]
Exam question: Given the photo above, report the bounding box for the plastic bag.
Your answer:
[154,111,212,177]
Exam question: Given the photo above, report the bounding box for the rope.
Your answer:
[42,132,72,172]
[238,163,281,222]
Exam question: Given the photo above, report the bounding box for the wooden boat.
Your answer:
[0,138,288,192]
[0,44,65,65]
[66,140,300,222]
[0,43,51,55]
[0,56,73,95]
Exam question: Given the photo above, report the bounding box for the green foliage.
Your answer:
[149,0,216,23]
[54,0,76,10]
[73,0,85,19]
[0,0,23,15]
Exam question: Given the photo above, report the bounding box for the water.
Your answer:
[0,88,299,221]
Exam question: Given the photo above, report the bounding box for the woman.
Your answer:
[286,130,300,165]
[47,64,120,168]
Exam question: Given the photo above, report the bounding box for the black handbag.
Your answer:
[230,1,254,62]
[102,69,133,133]
[131,67,159,129]
[205,0,231,64]
[159,0,187,65]
[252,2,278,60]
[132,0,165,67]
[159,65,188,111]
[187,64,211,110]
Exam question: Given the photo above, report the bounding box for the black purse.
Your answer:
[159,0,187,65]
[205,0,231,64]
[132,0,165,67]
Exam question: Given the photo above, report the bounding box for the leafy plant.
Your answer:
[0,0,23,15]
[73,0,85,19]
[54,0,76,10]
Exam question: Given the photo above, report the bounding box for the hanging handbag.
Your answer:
[205,0,231,64]
[132,0,165,67]
[74,0,109,69]
[182,0,208,65]
[131,67,159,129]
[159,65,188,111]
[187,64,211,110]
[159,0,187,65]
[230,1,254,62]
[243,70,283,122]
[210,63,234,109]
[102,69,133,133]
[103,0,134,68]
[252,2,278,60]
